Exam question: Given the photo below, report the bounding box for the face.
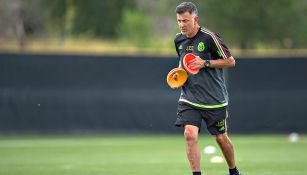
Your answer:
[176,11,198,37]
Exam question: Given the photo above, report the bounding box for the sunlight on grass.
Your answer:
[0,38,176,56]
[1,38,307,58]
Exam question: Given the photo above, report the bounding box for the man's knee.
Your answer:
[215,133,230,145]
[184,125,199,142]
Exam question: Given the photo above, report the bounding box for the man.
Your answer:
[173,2,241,175]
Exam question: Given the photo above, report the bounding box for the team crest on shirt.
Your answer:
[197,42,205,52]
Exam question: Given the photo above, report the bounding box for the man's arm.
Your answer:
[188,31,235,69]
[188,56,235,69]
[208,56,236,68]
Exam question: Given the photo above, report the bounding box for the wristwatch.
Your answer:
[205,60,211,68]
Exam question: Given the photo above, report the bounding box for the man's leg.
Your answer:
[215,132,236,168]
[184,125,201,173]
[216,132,240,175]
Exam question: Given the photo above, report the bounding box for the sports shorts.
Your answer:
[175,102,228,135]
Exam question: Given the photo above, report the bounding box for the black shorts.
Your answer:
[175,102,228,135]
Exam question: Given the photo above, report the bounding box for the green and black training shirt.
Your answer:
[174,27,232,109]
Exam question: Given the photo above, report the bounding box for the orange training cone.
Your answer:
[166,67,188,89]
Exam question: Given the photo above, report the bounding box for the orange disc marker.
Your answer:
[183,53,200,75]
[166,68,188,89]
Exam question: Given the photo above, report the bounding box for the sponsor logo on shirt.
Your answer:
[179,45,183,50]
[186,46,194,51]
[216,120,226,131]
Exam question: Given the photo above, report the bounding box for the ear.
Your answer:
[194,16,199,24]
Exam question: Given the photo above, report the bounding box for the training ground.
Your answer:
[0,134,306,175]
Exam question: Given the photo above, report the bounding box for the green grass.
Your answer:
[0,134,306,175]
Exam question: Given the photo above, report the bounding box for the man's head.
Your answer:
[176,2,199,37]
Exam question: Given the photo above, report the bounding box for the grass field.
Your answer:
[0,134,306,175]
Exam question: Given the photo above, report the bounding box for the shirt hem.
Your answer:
[179,98,228,109]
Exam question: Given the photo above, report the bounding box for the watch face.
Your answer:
[206,60,210,67]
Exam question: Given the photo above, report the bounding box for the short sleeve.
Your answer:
[209,33,231,59]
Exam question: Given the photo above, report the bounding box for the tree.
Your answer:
[202,0,307,49]
[0,0,47,51]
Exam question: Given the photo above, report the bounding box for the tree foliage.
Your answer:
[1,0,307,49]
[117,9,151,47]
[201,0,307,48]
[46,0,134,38]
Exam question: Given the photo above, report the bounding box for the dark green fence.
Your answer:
[1,53,306,133]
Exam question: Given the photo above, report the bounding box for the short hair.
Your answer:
[175,2,198,16]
